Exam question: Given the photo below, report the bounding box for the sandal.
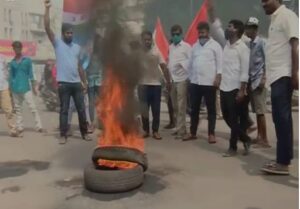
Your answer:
[261,163,289,175]
[153,132,162,140]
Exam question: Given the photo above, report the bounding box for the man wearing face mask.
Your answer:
[183,22,222,144]
[168,25,191,139]
[207,0,252,157]
[44,0,92,144]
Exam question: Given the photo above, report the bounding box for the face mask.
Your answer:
[172,35,182,45]
[224,29,235,40]
[199,37,209,46]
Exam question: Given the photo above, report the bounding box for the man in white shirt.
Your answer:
[138,30,171,140]
[168,25,191,139]
[207,1,252,157]
[260,0,298,175]
[183,22,222,144]
[0,54,19,137]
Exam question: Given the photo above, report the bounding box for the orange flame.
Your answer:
[96,68,144,169]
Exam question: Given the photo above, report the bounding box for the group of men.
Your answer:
[0,0,297,176]
[137,0,298,175]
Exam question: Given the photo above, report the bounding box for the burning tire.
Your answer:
[92,146,148,171]
[84,164,144,193]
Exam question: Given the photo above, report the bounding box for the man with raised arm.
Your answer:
[44,0,92,144]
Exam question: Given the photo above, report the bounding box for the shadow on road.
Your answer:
[0,160,50,179]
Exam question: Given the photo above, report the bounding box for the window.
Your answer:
[8,9,12,24]
[4,8,7,22]
[4,28,8,38]
[9,28,12,39]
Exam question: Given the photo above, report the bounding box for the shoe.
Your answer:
[10,131,22,138]
[59,136,67,145]
[17,128,24,133]
[152,132,162,140]
[261,163,289,175]
[223,149,237,157]
[82,134,92,141]
[164,123,175,129]
[208,135,217,144]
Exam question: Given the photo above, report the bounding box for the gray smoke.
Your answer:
[92,0,148,133]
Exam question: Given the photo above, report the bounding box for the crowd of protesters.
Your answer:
[0,0,298,176]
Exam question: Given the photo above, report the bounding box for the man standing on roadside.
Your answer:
[138,30,171,140]
[168,24,191,139]
[207,0,252,157]
[244,17,271,149]
[0,53,20,137]
[9,41,44,134]
[184,22,223,144]
[44,0,92,144]
[261,0,298,175]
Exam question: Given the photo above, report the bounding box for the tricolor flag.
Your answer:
[153,17,169,62]
[184,0,208,45]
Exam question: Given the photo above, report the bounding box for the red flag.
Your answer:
[184,0,208,45]
[154,17,169,62]
[63,0,94,14]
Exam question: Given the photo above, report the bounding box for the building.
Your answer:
[0,0,63,62]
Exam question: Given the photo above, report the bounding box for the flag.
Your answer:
[153,17,169,62]
[63,0,94,25]
[184,0,208,45]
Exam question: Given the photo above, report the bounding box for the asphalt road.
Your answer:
[0,98,298,209]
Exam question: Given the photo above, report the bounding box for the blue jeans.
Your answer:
[271,77,293,165]
[138,85,162,133]
[58,82,88,137]
[88,86,101,123]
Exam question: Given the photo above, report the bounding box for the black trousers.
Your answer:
[220,89,251,150]
[58,82,88,137]
[271,77,293,165]
[190,84,216,136]
[138,85,162,133]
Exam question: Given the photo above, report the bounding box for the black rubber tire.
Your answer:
[92,146,148,171]
[84,164,144,193]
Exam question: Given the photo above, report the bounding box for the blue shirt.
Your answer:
[54,37,81,83]
[248,36,266,90]
[9,57,34,94]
